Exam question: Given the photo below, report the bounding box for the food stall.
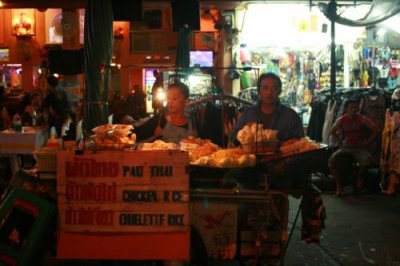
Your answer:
[0,123,328,265]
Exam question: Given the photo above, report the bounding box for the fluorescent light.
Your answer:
[377,28,386,37]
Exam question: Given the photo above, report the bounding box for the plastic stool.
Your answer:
[0,187,56,266]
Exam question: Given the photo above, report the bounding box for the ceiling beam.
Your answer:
[0,0,85,9]
[0,0,373,9]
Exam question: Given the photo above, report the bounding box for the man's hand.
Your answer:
[154,125,162,138]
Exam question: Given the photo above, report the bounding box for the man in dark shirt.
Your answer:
[230,72,304,144]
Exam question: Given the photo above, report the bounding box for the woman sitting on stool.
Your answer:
[329,98,378,196]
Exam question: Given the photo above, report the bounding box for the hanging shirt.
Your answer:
[360,94,386,132]
[322,99,337,144]
[307,99,327,142]
[389,111,400,174]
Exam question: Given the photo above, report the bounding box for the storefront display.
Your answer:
[235,3,399,111]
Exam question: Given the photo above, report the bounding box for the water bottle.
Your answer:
[240,43,251,64]
[13,113,22,132]
[32,111,37,127]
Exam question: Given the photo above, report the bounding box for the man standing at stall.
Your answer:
[230,72,305,144]
[151,70,164,114]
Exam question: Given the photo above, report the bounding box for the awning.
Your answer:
[320,0,400,27]
[83,0,113,132]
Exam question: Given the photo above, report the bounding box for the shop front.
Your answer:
[234,3,400,111]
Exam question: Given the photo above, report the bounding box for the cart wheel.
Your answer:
[190,227,208,266]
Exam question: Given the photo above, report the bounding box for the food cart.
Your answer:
[188,145,328,265]
[0,134,328,265]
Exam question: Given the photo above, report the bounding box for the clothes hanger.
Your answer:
[367,86,380,97]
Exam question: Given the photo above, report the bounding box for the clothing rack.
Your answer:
[317,87,367,95]
[187,94,218,108]
[186,93,254,147]
[187,93,253,111]
[317,86,392,96]
[316,87,373,103]
[223,94,254,107]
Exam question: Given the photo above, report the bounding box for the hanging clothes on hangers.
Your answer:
[380,109,391,192]
[322,98,338,145]
[381,90,400,194]
[307,94,328,142]
[187,94,254,147]
[360,88,388,164]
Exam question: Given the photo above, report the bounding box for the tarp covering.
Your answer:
[83,0,113,132]
[321,0,400,26]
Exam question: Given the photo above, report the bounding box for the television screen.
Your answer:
[48,48,84,75]
[112,0,143,22]
[0,48,10,62]
[190,51,213,67]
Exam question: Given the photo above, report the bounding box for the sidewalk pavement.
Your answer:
[284,187,400,266]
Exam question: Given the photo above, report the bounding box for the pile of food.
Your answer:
[236,123,279,153]
[279,137,321,156]
[181,137,220,161]
[181,137,256,168]
[194,148,256,168]
[91,124,136,149]
[138,140,179,150]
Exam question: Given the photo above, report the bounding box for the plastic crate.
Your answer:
[34,147,58,172]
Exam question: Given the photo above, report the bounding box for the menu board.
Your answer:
[57,150,189,233]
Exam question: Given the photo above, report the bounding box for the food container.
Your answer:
[63,140,76,150]
[34,147,59,172]
[240,141,279,154]
[88,135,135,150]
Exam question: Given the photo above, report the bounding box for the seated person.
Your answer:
[134,82,196,144]
[0,106,11,130]
[41,91,76,141]
[328,98,378,196]
[21,92,43,126]
[0,86,11,130]
[230,72,304,144]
